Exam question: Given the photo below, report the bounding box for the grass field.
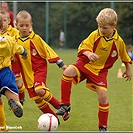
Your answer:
[2,49,133,132]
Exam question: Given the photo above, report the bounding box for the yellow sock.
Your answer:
[0,103,7,131]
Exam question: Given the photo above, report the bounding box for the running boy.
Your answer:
[0,16,27,131]
[0,9,26,105]
[14,10,67,121]
[56,8,132,131]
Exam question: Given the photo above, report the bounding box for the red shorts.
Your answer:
[27,71,49,100]
[71,57,108,91]
[11,55,22,80]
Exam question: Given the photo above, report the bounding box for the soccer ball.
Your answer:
[37,113,58,131]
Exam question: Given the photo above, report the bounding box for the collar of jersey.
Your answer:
[16,30,35,40]
[98,29,119,40]
[1,25,12,35]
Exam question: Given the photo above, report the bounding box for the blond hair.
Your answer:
[0,9,10,19]
[16,10,32,23]
[96,8,118,25]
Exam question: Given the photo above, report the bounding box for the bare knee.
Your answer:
[64,66,77,76]
[16,80,23,89]
[35,97,43,103]
[97,89,108,104]
[35,89,45,97]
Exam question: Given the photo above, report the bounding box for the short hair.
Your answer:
[16,10,32,23]
[0,9,10,19]
[0,15,3,28]
[96,8,118,25]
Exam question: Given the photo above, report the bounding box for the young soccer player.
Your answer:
[56,8,132,131]
[14,10,67,122]
[0,9,26,105]
[0,16,27,131]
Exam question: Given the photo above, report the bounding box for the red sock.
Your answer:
[61,74,73,105]
[18,84,25,100]
[19,92,25,100]
[41,90,60,109]
[98,103,109,128]
[48,96,60,109]
[36,99,58,118]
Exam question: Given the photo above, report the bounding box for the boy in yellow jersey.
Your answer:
[0,10,26,105]
[0,16,27,131]
[15,10,67,123]
[56,8,132,131]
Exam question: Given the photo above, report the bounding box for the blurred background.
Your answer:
[3,2,133,48]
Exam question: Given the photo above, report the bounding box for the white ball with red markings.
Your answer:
[37,113,58,131]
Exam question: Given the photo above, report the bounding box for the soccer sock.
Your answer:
[61,74,73,105]
[41,90,60,109]
[98,103,109,128]
[36,99,58,118]
[0,103,7,131]
[18,84,25,100]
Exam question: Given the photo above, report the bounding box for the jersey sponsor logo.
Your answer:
[100,47,107,51]
[34,82,41,86]
[97,81,105,86]
[111,50,117,57]
[32,49,37,56]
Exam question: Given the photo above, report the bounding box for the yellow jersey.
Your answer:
[0,35,24,70]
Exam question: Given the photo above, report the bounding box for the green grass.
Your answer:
[2,49,133,132]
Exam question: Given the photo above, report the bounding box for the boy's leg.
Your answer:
[0,98,7,132]
[0,68,23,118]
[56,74,73,121]
[56,65,79,121]
[27,87,59,121]
[4,89,23,118]
[96,89,109,131]
[98,103,109,131]
[16,79,25,105]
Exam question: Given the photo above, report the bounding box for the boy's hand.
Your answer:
[61,65,67,71]
[122,70,132,81]
[83,51,99,62]
[21,48,27,59]
[22,54,28,59]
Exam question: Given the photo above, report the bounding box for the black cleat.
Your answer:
[8,99,23,118]
[20,99,25,106]
[99,126,108,132]
[56,104,70,121]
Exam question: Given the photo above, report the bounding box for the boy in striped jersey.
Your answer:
[15,10,67,123]
[56,8,132,131]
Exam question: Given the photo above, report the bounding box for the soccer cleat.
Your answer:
[56,104,70,121]
[20,99,25,106]
[57,118,60,125]
[8,99,23,118]
[99,126,108,132]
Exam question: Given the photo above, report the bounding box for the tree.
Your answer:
[9,2,132,48]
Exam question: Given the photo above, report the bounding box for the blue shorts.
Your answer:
[0,67,18,97]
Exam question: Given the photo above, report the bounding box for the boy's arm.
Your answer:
[56,59,67,70]
[83,51,99,62]
[11,37,27,59]
[122,62,132,81]
[20,47,28,59]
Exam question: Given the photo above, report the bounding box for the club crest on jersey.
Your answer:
[32,49,37,56]
[111,50,117,57]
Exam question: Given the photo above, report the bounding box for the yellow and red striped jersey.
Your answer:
[15,30,61,88]
[78,29,132,75]
[0,25,18,36]
[0,35,24,70]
